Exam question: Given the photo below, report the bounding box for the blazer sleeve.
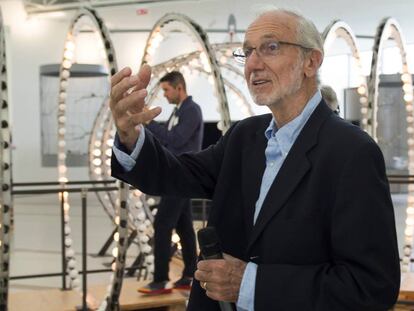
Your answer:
[111,122,235,199]
[254,141,400,310]
[146,104,202,150]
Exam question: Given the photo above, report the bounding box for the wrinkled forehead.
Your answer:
[244,13,298,46]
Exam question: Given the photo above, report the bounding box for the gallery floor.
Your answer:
[6,190,414,310]
[9,192,193,292]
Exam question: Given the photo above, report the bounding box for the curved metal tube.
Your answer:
[57,7,128,310]
[0,8,12,311]
[322,20,370,133]
[367,18,414,272]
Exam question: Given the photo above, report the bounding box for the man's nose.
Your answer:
[245,50,265,70]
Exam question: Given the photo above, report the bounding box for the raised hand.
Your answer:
[109,64,161,151]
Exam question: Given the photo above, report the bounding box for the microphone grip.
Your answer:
[198,227,237,311]
[201,254,236,310]
[219,301,237,311]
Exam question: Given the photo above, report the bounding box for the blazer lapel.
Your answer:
[242,119,269,238]
[246,101,332,253]
[167,107,178,130]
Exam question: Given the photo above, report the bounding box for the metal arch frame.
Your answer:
[145,46,253,118]
[91,40,251,222]
[141,12,231,133]
[322,20,370,132]
[89,96,156,280]
[367,18,413,142]
[367,18,414,273]
[88,99,118,219]
[221,76,254,117]
[93,47,253,271]
[190,64,254,117]
[0,8,12,311]
[57,7,128,310]
[90,18,246,280]
[212,42,255,117]
[218,63,254,117]
[146,63,253,118]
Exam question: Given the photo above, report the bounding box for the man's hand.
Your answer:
[194,253,247,303]
[109,64,161,151]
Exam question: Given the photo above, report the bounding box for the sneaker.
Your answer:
[137,281,172,295]
[173,276,193,290]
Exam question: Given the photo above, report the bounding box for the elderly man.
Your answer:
[110,9,400,311]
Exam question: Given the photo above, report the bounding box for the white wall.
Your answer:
[1,1,70,182]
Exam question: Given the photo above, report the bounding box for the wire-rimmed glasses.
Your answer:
[232,40,312,65]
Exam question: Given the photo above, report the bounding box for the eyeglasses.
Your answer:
[232,40,312,65]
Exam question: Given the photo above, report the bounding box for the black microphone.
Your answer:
[197,227,237,311]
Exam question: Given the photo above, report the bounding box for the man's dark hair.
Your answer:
[160,71,187,91]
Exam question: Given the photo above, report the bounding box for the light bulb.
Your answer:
[172,233,180,243]
[65,41,75,51]
[112,247,118,257]
[113,232,120,242]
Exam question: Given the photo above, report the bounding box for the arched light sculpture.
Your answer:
[88,12,260,281]
[89,44,254,285]
[137,27,249,271]
[212,43,254,117]
[141,13,231,133]
[88,95,156,281]
[367,18,414,272]
[89,15,257,284]
[145,46,253,118]
[368,18,413,143]
[0,8,12,311]
[322,20,370,132]
[89,15,238,281]
[58,7,129,310]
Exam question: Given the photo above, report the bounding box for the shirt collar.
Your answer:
[264,90,322,154]
[176,96,192,110]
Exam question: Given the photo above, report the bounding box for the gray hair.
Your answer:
[293,12,324,57]
[254,8,324,59]
[320,85,339,112]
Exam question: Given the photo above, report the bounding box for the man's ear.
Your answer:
[303,50,323,78]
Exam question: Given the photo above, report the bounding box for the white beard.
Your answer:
[249,59,304,107]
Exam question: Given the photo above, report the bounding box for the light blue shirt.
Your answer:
[112,91,322,311]
[112,125,146,172]
[237,91,321,311]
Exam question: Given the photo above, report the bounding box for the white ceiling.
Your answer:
[96,1,414,49]
[20,0,414,52]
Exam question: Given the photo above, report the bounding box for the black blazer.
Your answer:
[146,96,203,154]
[112,100,400,311]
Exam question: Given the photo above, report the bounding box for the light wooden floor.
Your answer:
[9,279,188,311]
[9,257,189,311]
[9,252,414,310]
[396,273,414,310]
[394,305,414,311]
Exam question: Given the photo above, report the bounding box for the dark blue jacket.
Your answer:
[146,96,203,155]
[112,100,399,310]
